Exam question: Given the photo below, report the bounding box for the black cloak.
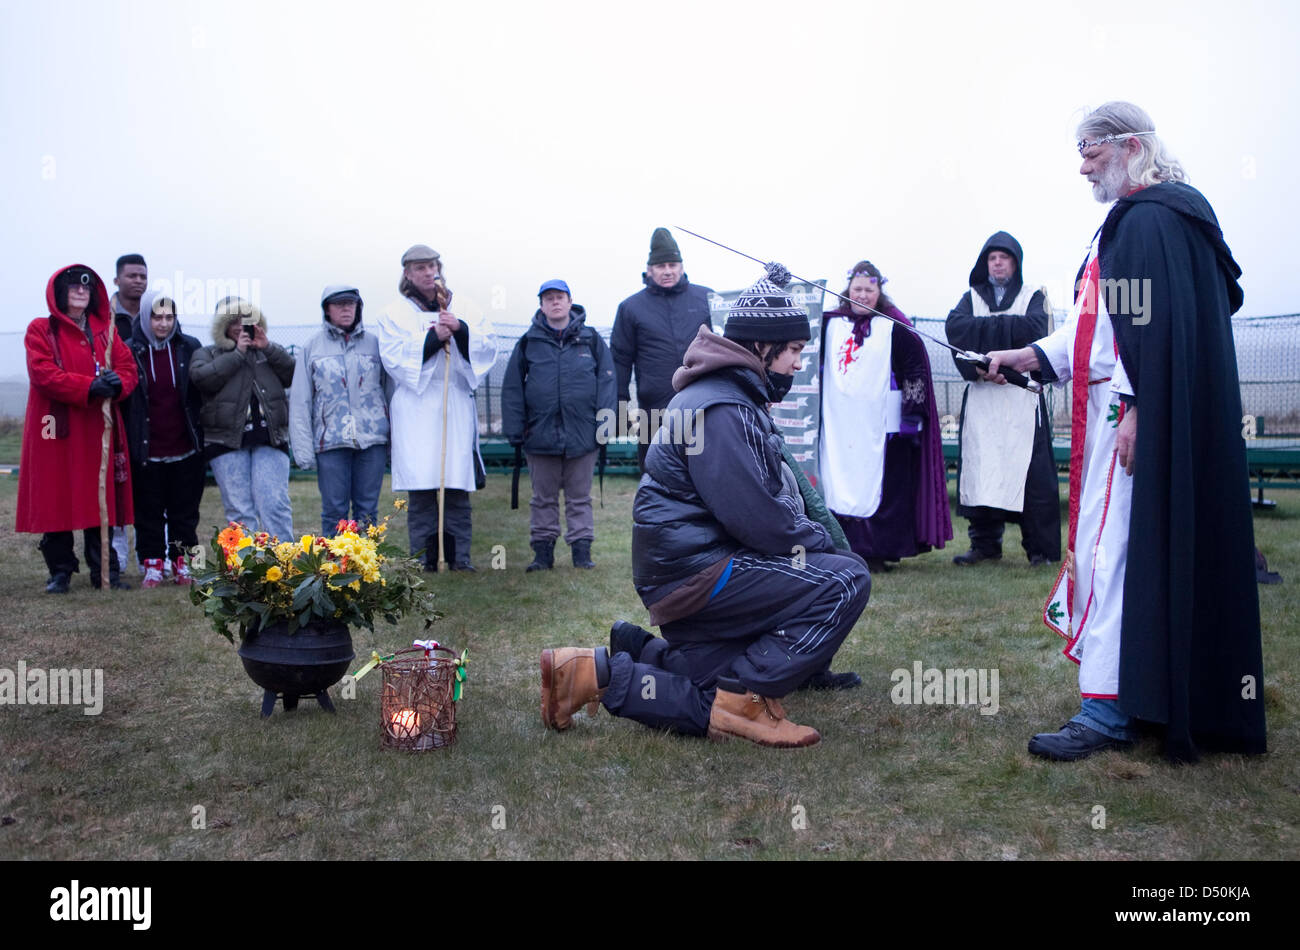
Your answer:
[1099,181,1266,762]
[946,231,1052,383]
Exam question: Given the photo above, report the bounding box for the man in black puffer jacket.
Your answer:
[610,227,714,472]
[502,279,616,571]
[540,265,871,748]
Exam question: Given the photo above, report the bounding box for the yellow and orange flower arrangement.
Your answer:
[192,504,440,643]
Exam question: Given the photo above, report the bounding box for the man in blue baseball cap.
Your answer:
[502,279,616,571]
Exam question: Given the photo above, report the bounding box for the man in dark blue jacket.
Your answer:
[540,265,871,748]
[610,228,714,472]
[502,279,616,571]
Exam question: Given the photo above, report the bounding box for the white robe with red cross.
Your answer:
[819,317,899,518]
[1036,240,1135,699]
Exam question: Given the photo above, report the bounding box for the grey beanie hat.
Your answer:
[723,263,810,342]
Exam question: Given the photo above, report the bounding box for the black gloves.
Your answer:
[88,370,122,400]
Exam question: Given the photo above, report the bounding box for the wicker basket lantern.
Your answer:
[379,645,464,752]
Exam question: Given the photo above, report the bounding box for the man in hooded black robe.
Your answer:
[945,232,1060,566]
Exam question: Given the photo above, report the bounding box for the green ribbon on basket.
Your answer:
[452,649,469,702]
[351,651,395,682]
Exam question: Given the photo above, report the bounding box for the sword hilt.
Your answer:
[962,352,1043,394]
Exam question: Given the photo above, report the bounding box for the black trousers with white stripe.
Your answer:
[602,551,871,735]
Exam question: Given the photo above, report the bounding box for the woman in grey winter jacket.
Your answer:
[190,296,296,542]
[290,285,390,537]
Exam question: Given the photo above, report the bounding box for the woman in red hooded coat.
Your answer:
[17,264,138,592]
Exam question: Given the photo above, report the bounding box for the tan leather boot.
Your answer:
[707,685,820,748]
[540,648,605,730]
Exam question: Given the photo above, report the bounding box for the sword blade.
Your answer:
[675,225,1042,393]
[675,225,961,354]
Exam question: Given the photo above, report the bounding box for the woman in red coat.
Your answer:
[17,264,138,592]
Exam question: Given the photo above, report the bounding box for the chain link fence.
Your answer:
[3,313,1296,445]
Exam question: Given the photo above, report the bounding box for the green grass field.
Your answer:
[0,472,1295,860]
[0,419,22,468]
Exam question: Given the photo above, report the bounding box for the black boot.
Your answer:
[445,532,475,572]
[571,540,595,569]
[39,534,77,593]
[952,548,1001,566]
[108,547,130,590]
[424,533,474,572]
[526,540,555,572]
[422,533,439,571]
[85,533,130,590]
[1028,722,1132,761]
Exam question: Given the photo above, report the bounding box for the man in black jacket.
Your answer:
[501,279,616,571]
[110,252,149,574]
[610,227,714,472]
[540,265,870,748]
[945,232,1060,566]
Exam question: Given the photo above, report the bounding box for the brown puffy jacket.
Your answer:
[190,297,295,451]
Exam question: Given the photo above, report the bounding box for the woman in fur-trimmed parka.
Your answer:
[190,296,296,541]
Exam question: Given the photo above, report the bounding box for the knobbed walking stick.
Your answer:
[98,317,115,591]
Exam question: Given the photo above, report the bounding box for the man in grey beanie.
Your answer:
[610,227,714,471]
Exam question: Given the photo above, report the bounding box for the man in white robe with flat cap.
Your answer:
[374,244,497,571]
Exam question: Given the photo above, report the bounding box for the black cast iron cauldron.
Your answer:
[237,619,355,718]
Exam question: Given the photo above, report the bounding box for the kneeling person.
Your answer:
[540,265,871,748]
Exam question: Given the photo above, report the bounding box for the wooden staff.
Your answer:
[98,315,115,591]
[433,279,454,573]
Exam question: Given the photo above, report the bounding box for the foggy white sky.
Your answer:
[2,0,1296,339]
